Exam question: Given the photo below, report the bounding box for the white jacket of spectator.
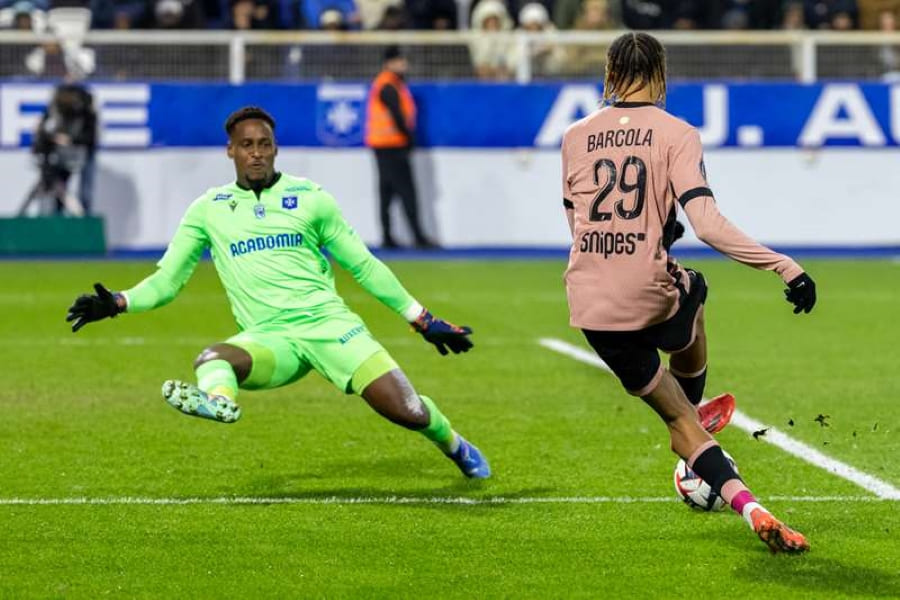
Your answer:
[26,43,95,79]
[512,3,565,77]
[357,0,401,29]
[469,0,517,79]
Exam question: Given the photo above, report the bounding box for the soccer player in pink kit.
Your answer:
[561,33,816,554]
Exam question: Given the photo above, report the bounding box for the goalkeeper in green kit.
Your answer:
[66,106,490,479]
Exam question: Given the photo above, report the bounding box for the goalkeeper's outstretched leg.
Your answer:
[357,359,490,479]
[164,340,490,479]
[162,343,250,423]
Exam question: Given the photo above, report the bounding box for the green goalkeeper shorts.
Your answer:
[224,311,396,394]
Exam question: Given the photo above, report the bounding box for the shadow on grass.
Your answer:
[236,480,556,506]
[234,455,554,510]
[733,553,900,597]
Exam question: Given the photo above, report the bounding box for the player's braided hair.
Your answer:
[224,106,276,135]
[603,32,667,107]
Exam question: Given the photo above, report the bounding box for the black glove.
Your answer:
[411,309,473,356]
[663,220,685,252]
[66,282,122,332]
[784,273,816,314]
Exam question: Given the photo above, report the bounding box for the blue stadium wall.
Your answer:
[1,81,899,251]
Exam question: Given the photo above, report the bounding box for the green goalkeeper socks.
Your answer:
[419,395,460,454]
[196,359,239,401]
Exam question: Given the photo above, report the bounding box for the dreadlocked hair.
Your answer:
[603,32,667,107]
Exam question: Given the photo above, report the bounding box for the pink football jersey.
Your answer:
[562,103,802,331]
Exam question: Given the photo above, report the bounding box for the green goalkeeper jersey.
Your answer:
[122,173,420,330]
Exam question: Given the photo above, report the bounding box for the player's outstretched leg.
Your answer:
[162,343,250,424]
[644,372,809,554]
[669,307,735,434]
[358,359,490,479]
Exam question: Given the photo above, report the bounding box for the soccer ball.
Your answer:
[673,450,739,512]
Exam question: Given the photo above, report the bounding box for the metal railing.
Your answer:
[1,30,900,83]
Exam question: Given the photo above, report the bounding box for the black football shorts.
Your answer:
[582,269,708,396]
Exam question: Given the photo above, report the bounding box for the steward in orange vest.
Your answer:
[365,55,416,148]
[365,46,436,249]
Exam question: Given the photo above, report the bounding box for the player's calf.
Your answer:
[671,365,706,406]
[358,364,490,479]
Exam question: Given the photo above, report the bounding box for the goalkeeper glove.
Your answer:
[412,309,473,356]
[784,273,816,314]
[66,282,123,332]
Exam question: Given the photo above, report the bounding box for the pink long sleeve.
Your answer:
[683,196,803,284]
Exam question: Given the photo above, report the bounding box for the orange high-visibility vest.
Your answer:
[365,70,416,148]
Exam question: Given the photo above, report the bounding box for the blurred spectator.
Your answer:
[302,0,360,29]
[510,0,553,23]
[25,42,68,77]
[13,6,33,27]
[0,0,47,9]
[879,10,900,75]
[513,2,564,77]
[24,35,96,78]
[616,0,752,30]
[260,0,307,28]
[78,86,97,215]
[782,0,806,27]
[471,0,554,26]
[553,0,582,28]
[405,0,456,28]
[805,0,857,28]
[90,0,147,28]
[376,3,406,28]
[230,0,279,28]
[716,0,752,28]
[319,7,345,28]
[574,0,614,28]
[670,0,704,28]
[428,6,455,28]
[469,0,516,80]
[150,0,204,28]
[0,0,46,32]
[621,0,671,28]
[705,0,787,29]
[21,83,96,217]
[565,0,613,75]
[857,1,900,74]
[357,0,398,29]
[858,0,899,29]
[0,0,46,26]
[9,0,38,28]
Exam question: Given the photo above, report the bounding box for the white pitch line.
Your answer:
[538,337,900,501]
[0,495,890,507]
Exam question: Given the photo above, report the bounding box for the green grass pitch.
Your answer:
[0,257,898,598]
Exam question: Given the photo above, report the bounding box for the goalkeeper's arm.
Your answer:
[66,200,208,331]
[318,192,473,355]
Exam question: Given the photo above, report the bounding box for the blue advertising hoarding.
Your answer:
[1,81,898,149]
